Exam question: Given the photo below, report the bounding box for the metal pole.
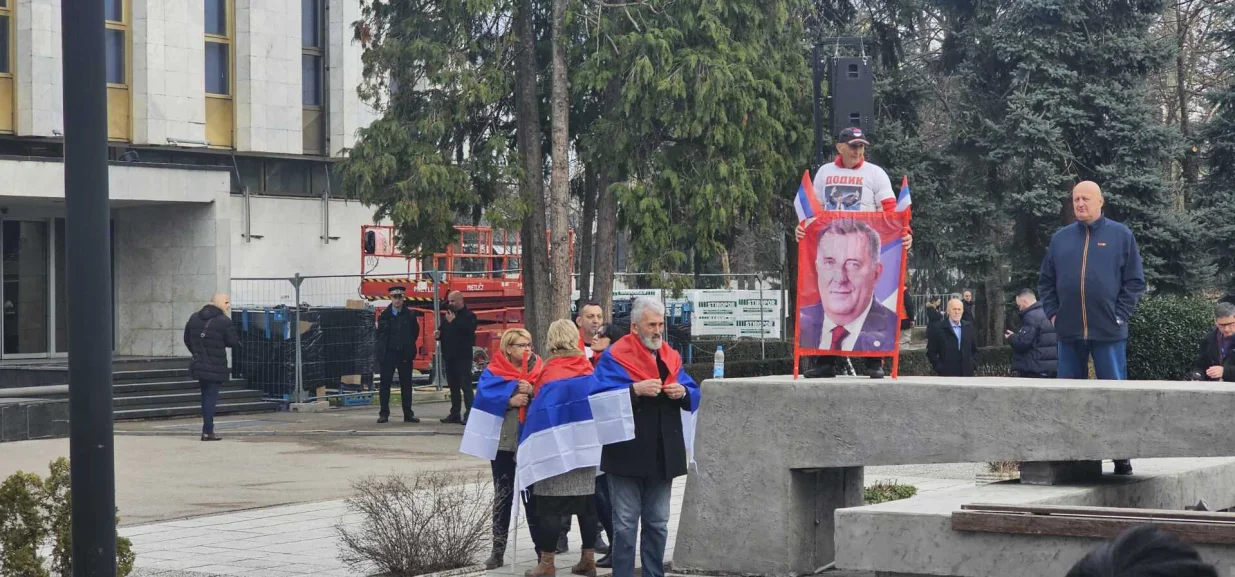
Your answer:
[812,44,825,169]
[292,274,304,404]
[759,277,766,360]
[62,1,116,575]
[431,269,444,391]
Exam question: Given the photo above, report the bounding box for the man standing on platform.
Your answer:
[438,291,478,425]
[375,286,420,424]
[795,126,912,377]
[1039,180,1146,475]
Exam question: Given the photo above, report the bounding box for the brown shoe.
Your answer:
[571,549,596,577]
[525,551,556,577]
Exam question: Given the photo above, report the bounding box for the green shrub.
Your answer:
[864,482,918,504]
[687,338,792,362]
[1127,295,1214,380]
[0,458,135,577]
[897,346,1014,377]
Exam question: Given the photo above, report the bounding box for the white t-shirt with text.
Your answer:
[811,158,895,212]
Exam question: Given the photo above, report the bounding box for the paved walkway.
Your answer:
[123,470,975,577]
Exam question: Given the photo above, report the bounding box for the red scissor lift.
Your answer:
[360,225,569,376]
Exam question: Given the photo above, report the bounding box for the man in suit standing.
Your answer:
[375,286,420,424]
[438,290,478,424]
[927,298,978,376]
[798,218,899,352]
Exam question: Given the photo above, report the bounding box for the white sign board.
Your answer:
[690,290,782,338]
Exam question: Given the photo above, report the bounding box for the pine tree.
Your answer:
[946,0,1204,301]
[1200,3,1235,293]
[574,0,814,282]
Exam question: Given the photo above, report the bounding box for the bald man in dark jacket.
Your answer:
[184,294,240,441]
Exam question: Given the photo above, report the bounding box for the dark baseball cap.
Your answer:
[838,127,870,145]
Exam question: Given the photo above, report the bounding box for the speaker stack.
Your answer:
[828,57,875,137]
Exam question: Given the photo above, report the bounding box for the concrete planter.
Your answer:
[369,565,486,577]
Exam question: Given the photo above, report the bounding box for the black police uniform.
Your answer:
[376,288,420,422]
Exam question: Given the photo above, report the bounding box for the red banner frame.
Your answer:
[793,210,910,379]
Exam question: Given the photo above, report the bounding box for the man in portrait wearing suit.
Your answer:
[798,218,899,352]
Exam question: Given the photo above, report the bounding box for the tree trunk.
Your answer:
[593,172,618,321]
[577,166,598,308]
[1175,4,1200,189]
[514,0,550,350]
[546,0,572,321]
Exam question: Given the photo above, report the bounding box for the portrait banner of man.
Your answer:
[794,210,909,376]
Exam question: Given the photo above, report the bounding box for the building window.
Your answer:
[302,0,325,155]
[0,0,13,134]
[205,0,234,148]
[104,0,130,141]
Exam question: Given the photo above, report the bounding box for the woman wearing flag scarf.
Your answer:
[518,319,604,577]
[460,328,544,570]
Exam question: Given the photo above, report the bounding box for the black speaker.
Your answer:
[364,230,377,254]
[829,57,874,137]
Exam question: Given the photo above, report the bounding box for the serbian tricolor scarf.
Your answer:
[459,351,543,461]
[514,355,602,494]
[590,334,702,467]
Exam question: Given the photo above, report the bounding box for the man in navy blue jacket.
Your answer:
[1038,181,1146,475]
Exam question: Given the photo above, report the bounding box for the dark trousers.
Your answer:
[199,380,222,435]
[535,498,598,554]
[490,450,539,554]
[445,360,474,418]
[595,474,613,542]
[379,354,415,418]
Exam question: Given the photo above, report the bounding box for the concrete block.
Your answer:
[26,401,69,439]
[1019,460,1102,486]
[290,401,330,413]
[0,404,29,442]
[675,376,1235,576]
[835,458,1235,577]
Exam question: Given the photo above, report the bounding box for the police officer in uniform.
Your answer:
[376,286,421,423]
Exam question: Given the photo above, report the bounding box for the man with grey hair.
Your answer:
[592,295,699,577]
[798,218,899,352]
[1192,301,1235,381]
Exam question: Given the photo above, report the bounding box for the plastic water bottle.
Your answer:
[713,345,725,379]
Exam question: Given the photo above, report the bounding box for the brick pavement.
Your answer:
[122,467,975,577]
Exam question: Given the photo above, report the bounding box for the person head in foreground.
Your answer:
[499,328,534,365]
[1066,525,1216,577]
[1016,288,1037,311]
[577,301,604,343]
[1072,180,1105,225]
[630,296,666,351]
[835,126,869,168]
[546,319,584,358]
[816,218,883,327]
[947,298,964,324]
[447,290,465,311]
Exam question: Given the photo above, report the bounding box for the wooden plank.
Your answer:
[952,511,1235,545]
[960,503,1235,523]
